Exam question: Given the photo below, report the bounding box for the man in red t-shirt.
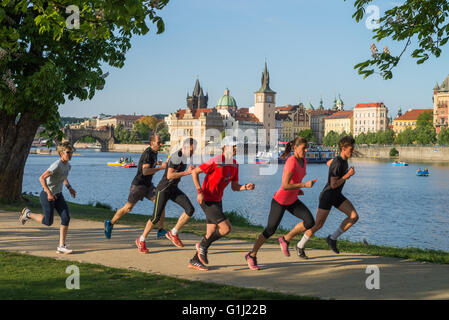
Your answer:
[188,136,255,271]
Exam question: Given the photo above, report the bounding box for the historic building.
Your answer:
[95,114,142,130]
[308,109,337,144]
[253,63,276,145]
[215,89,263,144]
[393,109,433,133]
[324,110,354,135]
[164,108,223,152]
[433,75,449,134]
[281,105,311,142]
[187,79,208,110]
[353,103,388,136]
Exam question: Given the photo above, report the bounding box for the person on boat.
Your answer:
[424,168,428,173]
[19,142,77,254]
[417,168,421,172]
[125,156,129,163]
[136,138,197,253]
[188,136,255,271]
[245,137,316,270]
[104,135,168,239]
[120,157,124,163]
[296,136,359,257]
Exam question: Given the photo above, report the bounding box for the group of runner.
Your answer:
[20,133,359,272]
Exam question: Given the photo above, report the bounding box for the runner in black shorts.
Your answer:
[245,137,317,270]
[296,136,359,255]
[104,134,167,239]
[188,136,255,271]
[136,138,197,253]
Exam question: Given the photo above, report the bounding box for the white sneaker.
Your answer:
[19,208,31,225]
[56,245,73,254]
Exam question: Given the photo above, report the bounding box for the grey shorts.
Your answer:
[127,184,156,204]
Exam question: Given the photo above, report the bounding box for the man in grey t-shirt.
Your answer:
[20,142,77,254]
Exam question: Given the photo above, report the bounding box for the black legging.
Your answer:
[262,198,315,239]
[151,187,195,224]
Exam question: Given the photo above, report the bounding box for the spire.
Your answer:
[434,82,440,91]
[319,96,324,110]
[398,107,402,117]
[193,79,201,96]
[256,62,276,93]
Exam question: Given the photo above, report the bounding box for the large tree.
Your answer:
[347,0,449,79]
[0,0,169,201]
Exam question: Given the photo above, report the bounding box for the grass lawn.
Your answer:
[0,251,311,300]
[3,195,449,265]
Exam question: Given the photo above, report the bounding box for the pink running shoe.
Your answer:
[245,253,260,271]
[278,236,290,257]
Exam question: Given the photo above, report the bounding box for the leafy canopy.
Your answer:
[0,0,168,138]
[347,0,449,79]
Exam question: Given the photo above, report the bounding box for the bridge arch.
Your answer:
[63,126,114,152]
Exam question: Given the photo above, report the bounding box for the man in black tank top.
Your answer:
[295,136,359,257]
[103,135,167,239]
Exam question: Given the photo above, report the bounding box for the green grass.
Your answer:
[0,251,310,300]
[4,195,449,265]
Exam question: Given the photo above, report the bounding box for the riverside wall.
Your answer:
[354,146,449,162]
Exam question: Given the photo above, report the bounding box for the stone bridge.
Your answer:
[63,126,114,152]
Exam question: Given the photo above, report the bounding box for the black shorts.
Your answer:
[151,187,195,224]
[318,190,347,211]
[127,184,156,204]
[200,201,226,225]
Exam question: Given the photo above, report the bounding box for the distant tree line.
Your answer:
[322,111,449,146]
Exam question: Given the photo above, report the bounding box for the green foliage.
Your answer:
[414,126,437,144]
[297,129,315,142]
[389,147,399,157]
[438,127,449,145]
[395,127,415,145]
[133,121,151,141]
[346,0,449,79]
[77,136,96,143]
[323,130,340,146]
[113,123,140,144]
[355,132,367,144]
[0,0,169,139]
[416,111,434,128]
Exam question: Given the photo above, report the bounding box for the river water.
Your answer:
[22,149,449,252]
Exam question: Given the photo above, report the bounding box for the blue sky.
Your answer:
[60,0,449,119]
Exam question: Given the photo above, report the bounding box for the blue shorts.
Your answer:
[39,191,70,226]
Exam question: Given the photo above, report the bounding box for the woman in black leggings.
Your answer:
[245,137,317,270]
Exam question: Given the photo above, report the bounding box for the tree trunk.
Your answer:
[0,110,42,202]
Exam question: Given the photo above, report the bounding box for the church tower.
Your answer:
[254,62,276,145]
[187,79,208,109]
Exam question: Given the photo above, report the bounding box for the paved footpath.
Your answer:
[1,211,449,300]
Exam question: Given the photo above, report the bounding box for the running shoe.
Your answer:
[278,236,290,257]
[166,230,184,248]
[56,245,73,254]
[245,252,260,271]
[326,235,340,254]
[195,242,209,265]
[157,229,167,239]
[295,245,309,259]
[19,207,31,225]
[188,257,209,271]
[104,220,113,239]
[136,237,149,254]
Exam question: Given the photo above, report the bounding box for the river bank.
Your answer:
[353,145,449,162]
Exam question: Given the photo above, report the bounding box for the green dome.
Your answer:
[217,88,237,107]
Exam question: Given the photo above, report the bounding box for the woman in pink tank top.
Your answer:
[245,137,318,270]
